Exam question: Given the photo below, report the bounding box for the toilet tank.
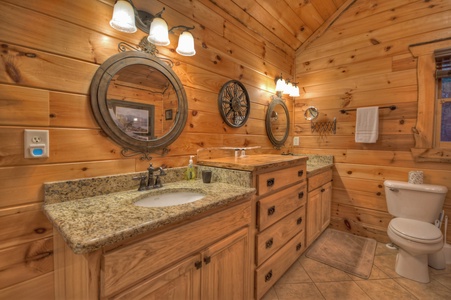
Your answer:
[384,180,448,223]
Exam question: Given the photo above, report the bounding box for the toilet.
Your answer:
[384,180,448,283]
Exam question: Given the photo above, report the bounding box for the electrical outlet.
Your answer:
[293,136,300,146]
[24,129,49,158]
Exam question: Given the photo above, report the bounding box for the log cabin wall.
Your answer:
[0,0,296,296]
[294,0,451,244]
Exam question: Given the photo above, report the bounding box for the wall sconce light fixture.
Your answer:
[110,0,196,56]
[275,74,300,97]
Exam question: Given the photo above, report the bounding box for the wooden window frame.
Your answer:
[409,39,451,162]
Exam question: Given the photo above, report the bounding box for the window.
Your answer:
[434,48,451,148]
[409,39,451,162]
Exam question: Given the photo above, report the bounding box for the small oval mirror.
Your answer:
[266,97,290,148]
[304,106,319,121]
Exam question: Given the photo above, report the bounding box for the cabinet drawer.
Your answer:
[308,169,332,191]
[102,202,251,297]
[255,230,305,300]
[257,164,306,196]
[256,206,305,266]
[257,183,306,231]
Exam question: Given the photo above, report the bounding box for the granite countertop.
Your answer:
[197,154,308,172]
[307,163,333,177]
[44,180,255,254]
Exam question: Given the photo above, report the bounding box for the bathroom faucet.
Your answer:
[147,163,155,188]
[133,163,166,191]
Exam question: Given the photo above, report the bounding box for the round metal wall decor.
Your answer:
[217,80,250,128]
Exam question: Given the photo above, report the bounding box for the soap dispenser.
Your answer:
[185,155,196,180]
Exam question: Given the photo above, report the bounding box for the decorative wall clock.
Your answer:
[217,80,250,128]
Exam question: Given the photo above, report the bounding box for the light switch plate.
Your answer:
[293,136,300,146]
[24,129,49,158]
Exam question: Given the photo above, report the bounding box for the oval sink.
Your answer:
[134,191,206,207]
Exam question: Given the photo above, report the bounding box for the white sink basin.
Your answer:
[134,191,206,207]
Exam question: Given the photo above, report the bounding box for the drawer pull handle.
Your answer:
[298,191,304,199]
[265,270,273,282]
[204,256,211,264]
[195,261,202,269]
[265,238,273,249]
[296,243,302,251]
[298,170,304,177]
[321,188,325,192]
[267,178,275,187]
[267,206,276,216]
[297,217,303,225]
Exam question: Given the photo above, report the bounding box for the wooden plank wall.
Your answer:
[0,0,292,296]
[294,0,451,243]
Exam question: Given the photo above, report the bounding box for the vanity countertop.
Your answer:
[306,163,333,177]
[197,154,308,172]
[44,180,255,254]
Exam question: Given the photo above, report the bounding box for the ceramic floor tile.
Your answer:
[431,272,451,290]
[276,260,312,284]
[355,279,417,300]
[299,256,353,283]
[350,264,390,281]
[395,277,451,299]
[274,283,325,300]
[315,281,371,300]
[261,287,279,300]
[372,252,401,278]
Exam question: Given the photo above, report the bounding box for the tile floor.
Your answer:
[261,242,451,300]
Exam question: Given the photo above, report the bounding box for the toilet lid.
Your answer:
[389,218,442,243]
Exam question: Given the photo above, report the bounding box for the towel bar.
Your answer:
[340,105,396,114]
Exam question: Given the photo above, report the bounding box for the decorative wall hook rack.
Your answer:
[311,117,337,135]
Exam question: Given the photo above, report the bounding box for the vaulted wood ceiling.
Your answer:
[208,0,350,51]
[130,0,350,55]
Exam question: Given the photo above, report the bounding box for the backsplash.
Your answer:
[44,167,187,204]
[44,166,252,204]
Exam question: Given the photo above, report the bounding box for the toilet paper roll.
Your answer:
[408,171,423,184]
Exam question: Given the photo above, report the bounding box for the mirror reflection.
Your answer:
[90,50,188,159]
[304,106,319,121]
[266,97,290,148]
[106,64,178,141]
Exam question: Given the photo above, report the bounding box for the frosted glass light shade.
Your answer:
[275,78,286,92]
[109,0,137,33]
[290,84,300,97]
[283,82,293,94]
[176,31,196,56]
[148,17,170,46]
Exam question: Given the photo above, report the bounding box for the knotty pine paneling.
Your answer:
[0,0,296,294]
[295,0,451,243]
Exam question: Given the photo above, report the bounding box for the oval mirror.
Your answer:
[90,51,187,159]
[304,106,319,121]
[266,97,290,148]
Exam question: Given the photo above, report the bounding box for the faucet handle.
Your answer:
[158,166,167,176]
[133,175,147,191]
[147,163,154,171]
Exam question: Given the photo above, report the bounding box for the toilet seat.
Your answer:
[389,218,442,244]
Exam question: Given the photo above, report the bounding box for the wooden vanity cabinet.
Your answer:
[254,163,307,299]
[197,154,308,300]
[306,168,333,248]
[54,199,252,300]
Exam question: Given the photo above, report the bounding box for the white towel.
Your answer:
[355,106,379,143]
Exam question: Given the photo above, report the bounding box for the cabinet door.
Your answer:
[321,182,332,232]
[201,227,250,300]
[306,188,321,247]
[112,254,201,300]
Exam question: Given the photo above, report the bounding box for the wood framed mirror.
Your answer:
[266,96,290,148]
[90,50,188,160]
